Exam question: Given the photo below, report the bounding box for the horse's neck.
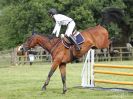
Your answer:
[48,38,60,48]
[37,36,60,53]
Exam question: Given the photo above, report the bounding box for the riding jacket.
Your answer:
[52,14,75,37]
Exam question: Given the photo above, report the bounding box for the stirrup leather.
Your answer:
[69,36,80,51]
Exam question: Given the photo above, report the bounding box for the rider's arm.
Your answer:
[52,21,61,37]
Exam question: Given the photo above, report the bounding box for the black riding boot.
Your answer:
[69,36,80,51]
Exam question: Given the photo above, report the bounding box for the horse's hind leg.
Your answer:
[59,63,67,94]
[42,62,58,91]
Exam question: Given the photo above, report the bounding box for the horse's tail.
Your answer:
[100,7,125,26]
[108,37,116,56]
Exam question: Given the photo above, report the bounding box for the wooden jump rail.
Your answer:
[94,79,133,85]
[81,49,133,87]
[94,70,133,76]
[94,64,133,69]
[93,64,133,85]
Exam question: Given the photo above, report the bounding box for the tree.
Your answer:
[0,0,132,50]
[0,0,53,49]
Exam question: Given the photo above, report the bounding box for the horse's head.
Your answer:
[22,35,38,52]
[16,45,25,55]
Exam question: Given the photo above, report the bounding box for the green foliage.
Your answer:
[68,6,96,29]
[0,0,52,49]
[0,0,132,50]
[106,23,122,38]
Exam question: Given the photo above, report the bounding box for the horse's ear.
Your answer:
[32,31,35,35]
[32,28,37,35]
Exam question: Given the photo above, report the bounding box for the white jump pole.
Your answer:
[90,49,95,87]
[81,49,95,87]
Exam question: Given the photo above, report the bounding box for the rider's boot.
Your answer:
[69,35,80,51]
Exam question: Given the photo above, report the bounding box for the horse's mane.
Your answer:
[28,33,60,40]
[40,34,61,40]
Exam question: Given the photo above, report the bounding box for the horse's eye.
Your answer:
[20,48,23,50]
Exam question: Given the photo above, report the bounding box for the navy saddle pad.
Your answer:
[74,32,85,44]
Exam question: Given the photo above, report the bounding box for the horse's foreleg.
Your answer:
[42,62,58,91]
[59,63,67,94]
[18,57,21,65]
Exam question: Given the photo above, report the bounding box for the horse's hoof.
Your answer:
[41,86,46,91]
[62,89,67,94]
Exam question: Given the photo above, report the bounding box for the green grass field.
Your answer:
[0,61,133,99]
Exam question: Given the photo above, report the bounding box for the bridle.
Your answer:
[22,36,34,52]
[22,34,62,54]
[21,43,29,52]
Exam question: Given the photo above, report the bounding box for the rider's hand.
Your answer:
[61,34,64,38]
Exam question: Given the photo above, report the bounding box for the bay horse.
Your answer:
[22,25,110,94]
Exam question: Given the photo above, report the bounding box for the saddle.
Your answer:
[62,31,85,49]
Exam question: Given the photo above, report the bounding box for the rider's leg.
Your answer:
[65,21,80,50]
[65,21,75,37]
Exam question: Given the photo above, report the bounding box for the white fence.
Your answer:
[0,46,133,66]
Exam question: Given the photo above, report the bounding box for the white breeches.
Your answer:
[65,21,75,37]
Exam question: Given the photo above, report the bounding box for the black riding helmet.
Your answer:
[48,8,57,16]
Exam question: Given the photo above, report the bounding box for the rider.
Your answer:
[48,8,80,50]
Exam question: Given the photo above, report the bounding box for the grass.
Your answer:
[0,61,133,99]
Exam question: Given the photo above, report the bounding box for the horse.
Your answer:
[16,45,28,65]
[22,25,110,94]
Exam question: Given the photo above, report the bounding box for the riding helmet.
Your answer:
[48,8,57,15]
